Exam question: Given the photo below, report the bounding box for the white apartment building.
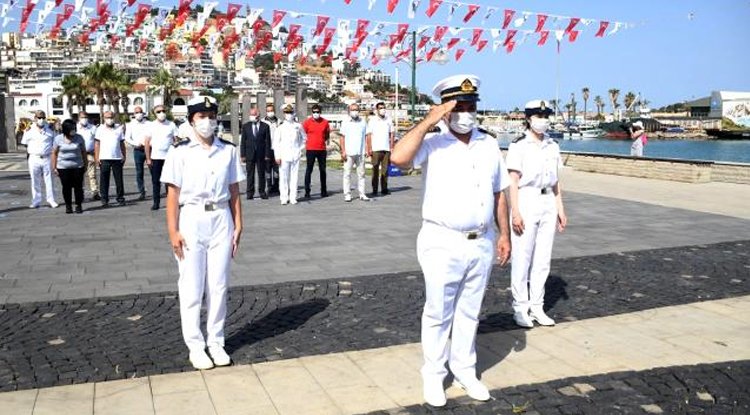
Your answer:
[298,74,328,92]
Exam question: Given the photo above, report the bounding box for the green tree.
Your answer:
[82,62,117,120]
[594,95,604,117]
[582,87,590,123]
[60,74,87,116]
[608,89,620,120]
[569,92,577,123]
[149,68,181,110]
[624,91,636,117]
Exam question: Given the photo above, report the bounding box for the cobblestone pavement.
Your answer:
[365,360,750,415]
[0,240,747,393]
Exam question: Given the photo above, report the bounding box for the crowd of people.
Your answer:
[18,78,568,407]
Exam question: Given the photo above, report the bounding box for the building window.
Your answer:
[30,99,40,106]
[19,100,27,107]
[173,98,186,106]
[133,97,144,105]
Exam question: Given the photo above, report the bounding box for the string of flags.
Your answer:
[0,0,634,69]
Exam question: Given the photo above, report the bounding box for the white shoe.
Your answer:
[189,349,214,370]
[48,201,59,208]
[280,199,289,205]
[529,307,555,326]
[344,194,352,202]
[29,203,40,209]
[359,194,371,201]
[208,345,231,366]
[423,377,446,407]
[290,199,298,205]
[453,377,491,401]
[513,311,534,328]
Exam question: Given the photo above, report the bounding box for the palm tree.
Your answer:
[608,88,620,121]
[582,87,590,123]
[82,62,117,121]
[60,74,86,116]
[594,95,604,118]
[149,69,181,110]
[569,92,577,124]
[564,103,572,123]
[624,91,636,118]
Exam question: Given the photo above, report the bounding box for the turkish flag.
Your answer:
[387,0,399,14]
[355,19,370,40]
[425,0,442,18]
[433,25,447,42]
[564,17,580,33]
[595,21,609,37]
[535,14,547,32]
[55,13,66,27]
[395,23,409,43]
[506,41,516,53]
[425,46,439,61]
[503,30,517,46]
[470,29,482,46]
[315,16,329,36]
[54,0,63,6]
[289,24,301,39]
[322,27,336,49]
[446,37,460,50]
[502,9,515,29]
[568,30,579,43]
[455,48,465,61]
[537,31,549,46]
[476,39,488,52]
[63,4,74,19]
[418,36,430,50]
[463,5,480,23]
[271,10,286,29]
[227,3,242,20]
[127,0,136,6]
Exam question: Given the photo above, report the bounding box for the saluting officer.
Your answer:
[161,96,246,370]
[391,75,511,407]
[272,104,306,205]
[507,100,568,329]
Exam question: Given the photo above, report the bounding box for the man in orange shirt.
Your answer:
[302,104,330,199]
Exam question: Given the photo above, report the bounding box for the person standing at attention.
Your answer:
[273,104,306,205]
[366,101,395,196]
[240,107,272,200]
[77,111,99,201]
[125,106,151,200]
[390,75,511,407]
[161,96,245,370]
[145,105,179,210]
[95,111,127,207]
[340,103,370,202]
[22,110,58,209]
[507,99,568,329]
[262,103,281,196]
[51,119,87,214]
[302,103,331,199]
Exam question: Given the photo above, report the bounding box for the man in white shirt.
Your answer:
[95,111,127,207]
[366,102,395,196]
[145,104,179,210]
[21,110,58,208]
[390,75,511,407]
[77,111,99,200]
[177,118,195,141]
[272,104,306,205]
[339,103,370,202]
[124,106,151,200]
[262,103,280,195]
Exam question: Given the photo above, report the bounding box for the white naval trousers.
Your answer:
[343,154,366,198]
[510,188,557,314]
[176,205,234,351]
[28,155,56,206]
[279,159,300,203]
[417,222,496,381]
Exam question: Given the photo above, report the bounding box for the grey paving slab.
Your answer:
[2,166,750,303]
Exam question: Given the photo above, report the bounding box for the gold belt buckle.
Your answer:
[466,232,478,240]
[204,202,217,211]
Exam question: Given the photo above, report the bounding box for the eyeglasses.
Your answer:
[154,110,165,114]
[36,117,46,120]
[312,111,321,114]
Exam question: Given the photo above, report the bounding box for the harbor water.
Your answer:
[497,136,750,164]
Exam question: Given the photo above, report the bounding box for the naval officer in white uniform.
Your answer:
[161,96,245,370]
[22,110,58,208]
[391,75,511,407]
[507,100,567,328]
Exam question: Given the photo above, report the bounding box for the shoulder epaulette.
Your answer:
[173,137,190,147]
[219,138,236,146]
[511,135,526,143]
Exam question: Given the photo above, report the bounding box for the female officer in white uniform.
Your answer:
[161,96,245,370]
[507,100,567,328]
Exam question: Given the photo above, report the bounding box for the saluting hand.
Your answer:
[424,100,457,127]
[170,231,187,260]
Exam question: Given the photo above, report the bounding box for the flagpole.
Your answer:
[410,30,416,123]
[555,39,560,122]
[395,67,399,134]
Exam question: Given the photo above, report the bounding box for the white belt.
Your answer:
[180,201,229,212]
[424,220,488,240]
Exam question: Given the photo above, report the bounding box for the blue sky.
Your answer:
[5,0,750,110]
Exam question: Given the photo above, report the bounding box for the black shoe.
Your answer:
[118,201,126,207]
[246,194,254,200]
[151,205,159,211]
[93,193,101,201]
[138,193,146,201]
[65,206,73,214]
[75,205,83,214]
[321,191,329,198]
[304,192,311,199]
[260,193,268,199]
[381,189,390,196]
[101,202,109,208]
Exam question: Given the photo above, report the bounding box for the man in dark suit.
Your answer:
[240,108,272,199]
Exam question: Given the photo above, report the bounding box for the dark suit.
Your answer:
[240,120,272,197]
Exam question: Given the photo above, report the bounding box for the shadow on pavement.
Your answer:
[225,298,330,354]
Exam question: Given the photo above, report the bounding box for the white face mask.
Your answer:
[194,118,217,138]
[266,111,275,119]
[156,112,167,121]
[36,119,47,128]
[134,113,144,121]
[248,116,257,123]
[312,113,321,120]
[350,111,360,119]
[79,118,88,126]
[377,109,386,117]
[449,112,476,134]
[530,118,550,135]
[284,113,294,122]
[104,118,114,127]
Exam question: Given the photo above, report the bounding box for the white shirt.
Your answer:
[21,125,55,156]
[95,125,125,160]
[367,115,393,152]
[414,129,509,232]
[124,119,150,148]
[340,117,367,156]
[161,138,246,206]
[505,132,561,189]
[149,120,179,160]
[77,123,97,153]
[262,117,280,150]
[272,121,306,162]
[177,122,195,141]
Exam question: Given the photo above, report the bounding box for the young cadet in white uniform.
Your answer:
[272,104,306,205]
[507,100,568,328]
[161,96,245,370]
[391,75,512,407]
[21,110,58,208]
